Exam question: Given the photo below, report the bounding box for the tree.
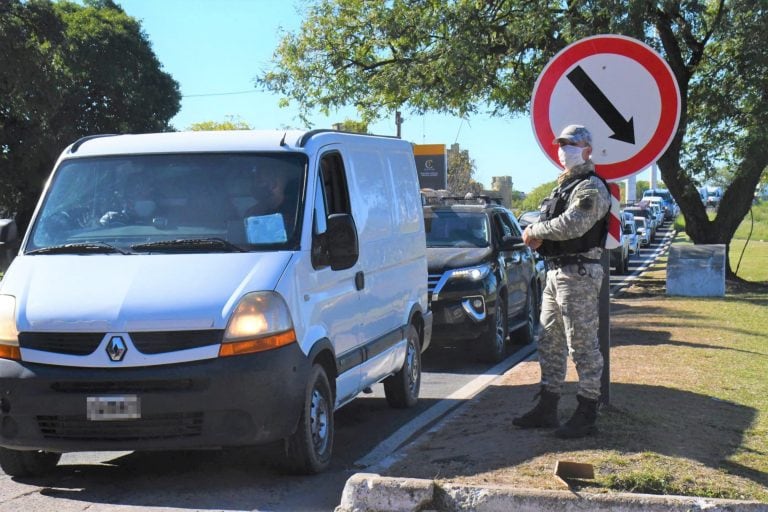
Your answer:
[333,119,369,133]
[447,145,483,196]
[520,180,557,213]
[259,0,768,279]
[188,116,252,131]
[0,0,180,232]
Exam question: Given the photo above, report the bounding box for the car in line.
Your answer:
[424,197,541,363]
[623,216,640,256]
[624,205,657,242]
[634,216,651,246]
[609,219,631,275]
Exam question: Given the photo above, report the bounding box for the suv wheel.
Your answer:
[283,364,334,474]
[514,288,536,345]
[479,296,507,363]
[384,324,421,408]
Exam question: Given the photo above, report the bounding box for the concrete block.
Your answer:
[336,473,434,512]
[666,244,725,296]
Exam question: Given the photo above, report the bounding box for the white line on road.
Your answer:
[355,343,537,470]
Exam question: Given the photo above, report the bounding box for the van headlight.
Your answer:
[447,263,491,281]
[0,295,20,360]
[220,292,296,357]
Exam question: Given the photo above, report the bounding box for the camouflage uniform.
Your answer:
[528,160,611,400]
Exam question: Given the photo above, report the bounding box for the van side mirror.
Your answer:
[0,219,18,244]
[313,213,359,270]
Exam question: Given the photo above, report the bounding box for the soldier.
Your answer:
[515,124,611,438]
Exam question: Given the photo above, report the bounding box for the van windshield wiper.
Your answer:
[27,242,130,255]
[131,238,245,253]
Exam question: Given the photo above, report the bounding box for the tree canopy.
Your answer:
[259,0,768,277]
[0,0,180,231]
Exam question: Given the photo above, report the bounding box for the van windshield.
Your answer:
[26,153,307,254]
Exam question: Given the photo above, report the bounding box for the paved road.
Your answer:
[0,229,673,511]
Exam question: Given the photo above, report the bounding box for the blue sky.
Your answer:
[118,0,653,193]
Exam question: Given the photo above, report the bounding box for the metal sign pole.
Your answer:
[599,250,611,406]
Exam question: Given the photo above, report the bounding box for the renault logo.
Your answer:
[106,336,127,362]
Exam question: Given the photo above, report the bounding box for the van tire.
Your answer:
[0,448,61,477]
[479,296,508,363]
[283,364,334,474]
[384,324,421,409]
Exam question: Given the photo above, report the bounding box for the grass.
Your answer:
[386,226,768,503]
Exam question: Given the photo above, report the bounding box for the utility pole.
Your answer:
[395,111,403,138]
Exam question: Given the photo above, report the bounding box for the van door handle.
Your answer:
[355,271,365,290]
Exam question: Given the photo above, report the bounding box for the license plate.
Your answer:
[86,395,141,421]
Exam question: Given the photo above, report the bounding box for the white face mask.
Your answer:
[558,144,585,170]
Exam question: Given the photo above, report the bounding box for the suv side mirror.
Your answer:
[501,235,524,251]
[313,213,359,270]
[0,219,18,244]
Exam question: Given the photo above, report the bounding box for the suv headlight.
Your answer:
[0,295,20,360]
[446,263,491,282]
[220,292,296,357]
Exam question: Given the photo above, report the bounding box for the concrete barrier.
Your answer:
[666,244,725,296]
[335,473,768,512]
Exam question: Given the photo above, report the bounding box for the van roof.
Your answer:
[63,130,402,157]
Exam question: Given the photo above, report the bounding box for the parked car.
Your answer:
[0,129,433,476]
[624,205,656,242]
[647,201,665,227]
[634,216,651,246]
[425,197,541,363]
[623,218,640,256]
[517,210,541,229]
[609,220,630,275]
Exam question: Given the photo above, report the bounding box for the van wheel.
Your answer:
[479,296,507,363]
[283,364,333,474]
[0,447,61,477]
[384,324,421,409]
[514,289,536,345]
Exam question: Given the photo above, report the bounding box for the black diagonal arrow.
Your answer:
[566,66,635,144]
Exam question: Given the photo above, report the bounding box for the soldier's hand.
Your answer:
[523,226,542,250]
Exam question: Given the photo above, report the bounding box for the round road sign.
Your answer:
[532,35,681,181]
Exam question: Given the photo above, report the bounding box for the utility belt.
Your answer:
[545,254,601,276]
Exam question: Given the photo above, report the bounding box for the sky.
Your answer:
[117,0,655,194]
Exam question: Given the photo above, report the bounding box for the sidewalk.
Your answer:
[335,289,768,511]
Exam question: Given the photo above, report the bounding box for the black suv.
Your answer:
[423,197,541,363]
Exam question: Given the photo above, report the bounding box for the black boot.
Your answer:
[512,386,560,428]
[555,394,599,439]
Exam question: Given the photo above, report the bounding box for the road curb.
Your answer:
[335,473,768,512]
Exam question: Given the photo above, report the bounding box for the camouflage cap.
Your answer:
[553,124,592,146]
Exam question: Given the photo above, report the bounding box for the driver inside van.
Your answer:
[243,163,292,244]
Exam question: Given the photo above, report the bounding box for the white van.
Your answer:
[0,130,432,476]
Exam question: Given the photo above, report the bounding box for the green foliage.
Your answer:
[333,119,368,133]
[0,0,180,230]
[519,180,556,213]
[258,0,768,277]
[188,116,252,131]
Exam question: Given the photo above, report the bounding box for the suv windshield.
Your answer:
[27,153,306,254]
[424,210,490,248]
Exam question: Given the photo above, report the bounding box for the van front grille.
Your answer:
[51,379,201,394]
[18,330,223,356]
[36,412,204,441]
[19,332,103,356]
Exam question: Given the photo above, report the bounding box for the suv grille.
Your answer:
[427,273,443,303]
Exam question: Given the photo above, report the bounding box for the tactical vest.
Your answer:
[536,172,610,258]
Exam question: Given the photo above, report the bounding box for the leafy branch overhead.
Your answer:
[259,0,768,278]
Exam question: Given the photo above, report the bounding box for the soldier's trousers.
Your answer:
[537,263,604,400]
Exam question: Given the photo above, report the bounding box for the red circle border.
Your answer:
[531,35,680,181]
